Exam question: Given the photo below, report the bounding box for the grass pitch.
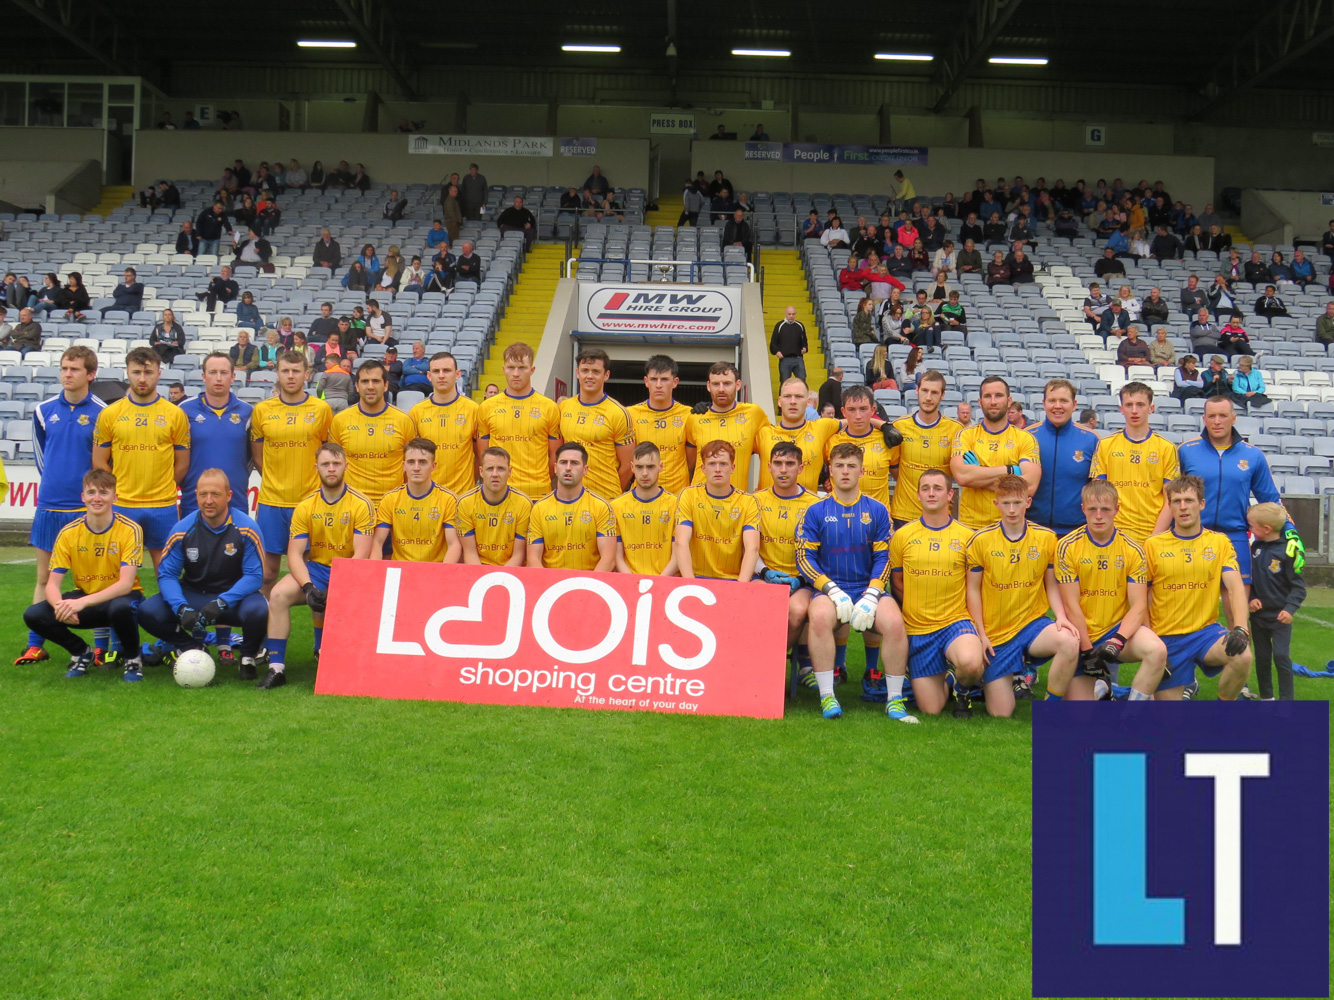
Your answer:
[0,546,1330,999]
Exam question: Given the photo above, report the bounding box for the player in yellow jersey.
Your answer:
[889,469,986,716]
[409,350,478,495]
[825,384,896,508]
[456,447,531,566]
[1144,475,1252,701]
[685,361,769,491]
[675,440,760,581]
[626,355,693,493]
[951,376,1040,530]
[757,377,841,491]
[1055,480,1167,701]
[329,359,416,507]
[559,347,634,499]
[261,441,373,689]
[92,347,190,566]
[1089,382,1177,542]
[527,442,615,571]
[251,351,334,593]
[964,474,1079,717]
[477,341,560,498]
[372,438,461,563]
[890,371,962,527]
[610,442,678,575]
[22,469,145,681]
[751,441,820,687]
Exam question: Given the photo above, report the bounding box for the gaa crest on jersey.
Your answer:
[529,407,542,419]
[429,507,441,520]
[1148,452,1159,464]
[455,414,467,425]
[580,510,593,523]
[1114,554,1125,569]
[1238,459,1249,470]
[185,547,199,561]
[736,414,747,424]
[502,509,516,525]
[384,424,397,436]
[224,542,237,556]
[1203,547,1217,561]
[949,538,964,551]
[108,541,119,556]
[78,414,89,425]
[1027,545,1041,561]
[155,414,167,427]
[672,416,684,428]
[860,512,872,524]
[304,412,317,423]
[659,511,671,524]
[1073,450,1085,462]
[594,414,606,426]
[340,512,351,525]
[229,412,241,424]
[1269,557,1281,573]
[730,508,741,519]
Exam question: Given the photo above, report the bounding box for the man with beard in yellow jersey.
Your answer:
[251,350,334,594]
[372,438,461,563]
[477,341,560,498]
[456,447,531,566]
[1144,475,1252,701]
[675,440,760,581]
[1055,479,1166,701]
[824,384,894,508]
[626,355,693,494]
[757,377,840,491]
[559,347,634,499]
[950,376,1040,530]
[889,469,986,717]
[685,361,769,491]
[752,441,820,688]
[409,350,478,496]
[610,442,678,575]
[1089,382,1177,543]
[889,370,962,528]
[965,475,1080,716]
[527,442,615,571]
[330,360,416,509]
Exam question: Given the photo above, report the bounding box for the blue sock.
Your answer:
[93,627,110,651]
[1046,690,1064,701]
[834,645,847,670]
[313,627,323,653]
[794,643,812,670]
[27,630,43,648]
[265,637,288,664]
[214,627,231,646]
[865,646,881,675]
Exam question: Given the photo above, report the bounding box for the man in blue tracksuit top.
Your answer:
[138,469,270,679]
[1027,379,1099,535]
[179,352,253,516]
[1177,396,1280,585]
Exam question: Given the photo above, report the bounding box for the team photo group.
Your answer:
[17,331,1305,717]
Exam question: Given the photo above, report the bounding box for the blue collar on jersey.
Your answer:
[771,486,806,500]
[503,388,536,401]
[912,411,942,429]
[643,401,680,412]
[318,486,349,506]
[631,487,665,503]
[777,418,807,430]
[1123,428,1153,444]
[406,483,435,501]
[1086,527,1119,548]
[554,487,586,504]
[278,392,311,407]
[980,421,1011,436]
[998,520,1031,543]
[428,391,463,407]
[707,402,739,415]
[481,487,511,507]
[1171,527,1204,540]
[126,393,162,408]
[916,515,955,531]
[577,394,608,407]
[704,485,737,500]
[83,514,115,534]
[357,402,390,418]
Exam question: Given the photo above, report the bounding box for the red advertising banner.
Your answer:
[314,560,790,719]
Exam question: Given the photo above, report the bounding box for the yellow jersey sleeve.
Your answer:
[967,522,1054,644]
[1146,530,1239,635]
[93,398,190,507]
[677,485,758,580]
[530,489,612,571]
[1090,433,1176,542]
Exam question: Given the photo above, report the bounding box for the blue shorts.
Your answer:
[1159,623,1229,689]
[256,504,294,556]
[1224,530,1251,584]
[29,508,83,551]
[306,561,331,592]
[908,620,978,678]
[1073,623,1124,678]
[113,504,178,550]
[986,616,1053,684]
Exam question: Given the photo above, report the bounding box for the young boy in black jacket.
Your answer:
[1246,503,1307,701]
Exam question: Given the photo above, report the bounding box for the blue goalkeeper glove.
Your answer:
[762,568,801,593]
[962,450,980,465]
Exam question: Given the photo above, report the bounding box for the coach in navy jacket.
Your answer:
[1027,383,1100,535]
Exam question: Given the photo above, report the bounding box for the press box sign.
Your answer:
[1032,703,1328,998]
[579,284,740,335]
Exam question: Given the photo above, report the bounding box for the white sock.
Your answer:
[816,670,835,698]
[1128,687,1150,701]
[271,661,285,673]
[887,674,905,700]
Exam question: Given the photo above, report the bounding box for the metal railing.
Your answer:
[562,257,756,283]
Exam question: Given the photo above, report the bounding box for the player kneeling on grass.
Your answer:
[260,442,373,689]
[797,442,916,723]
[23,469,146,681]
[372,437,462,562]
[1144,475,1252,701]
[611,442,679,575]
[964,475,1079,718]
[138,469,270,680]
[1054,480,1166,701]
[889,469,987,717]
[675,440,760,581]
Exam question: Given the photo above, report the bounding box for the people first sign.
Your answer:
[315,560,789,718]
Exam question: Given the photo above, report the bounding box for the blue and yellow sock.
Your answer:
[313,627,323,654]
[1046,690,1064,701]
[214,627,231,647]
[265,637,288,667]
[93,627,110,651]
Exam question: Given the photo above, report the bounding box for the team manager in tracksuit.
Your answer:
[1177,395,1280,585]
[138,468,270,679]
[1027,380,1099,535]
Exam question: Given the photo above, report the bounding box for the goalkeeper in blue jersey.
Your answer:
[797,441,917,724]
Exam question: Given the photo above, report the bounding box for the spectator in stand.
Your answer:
[140,180,181,213]
[149,308,185,364]
[497,196,537,249]
[920,215,945,252]
[940,289,967,331]
[459,164,488,221]
[723,209,754,261]
[1180,275,1207,315]
[1094,246,1125,281]
[312,228,342,271]
[864,344,896,389]
[378,189,406,227]
[285,159,308,189]
[910,307,944,352]
[338,315,362,354]
[1244,251,1270,284]
[1053,209,1079,241]
[582,166,611,198]
[839,257,869,291]
[1317,301,1334,345]
[891,169,915,211]
[195,202,233,257]
[802,210,824,240]
[401,341,432,391]
[174,220,200,258]
[381,346,404,400]
[708,187,735,223]
[347,163,370,193]
[770,306,808,382]
[232,228,273,274]
[425,220,450,252]
[271,316,299,350]
[0,305,8,343]
[748,124,770,140]
[1290,248,1315,287]
[375,246,405,295]
[54,273,90,320]
[259,328,283,369]
[314,332,344,371]
[1268,251,1295,284]
[820,217,850,249]
[1138,286,1170,327]
[1207,273,1239,315]
[1113,284,1141,322]
[895,215,920,249]
[817,367,844,418]
[1190,308,1220,354]
[932,239,957,274]
[307,302,339,345]
[233,194,258,231]
[1,307,41,355]
[182,111,200,130]
[455,240,482,288]
[954,238,982,277]
[1220,248,1244,284]
[598,192,624,223]
[440,184,463,242]
[1148,327,1175,369]
[679,181,707,227]
[197,266,238,314]
[235,291,262,333]
[982,211,1008,249]
[1197,203,1222,233]
[851,297,878,346]
[230,329,260,372]
[1321,219,1334,261]
[908,239,930,272]
[1204,224,1231,252]
[883,245,912,281]
[365,299,395,347]
[1183,224,1209,254]
[1217,314,1250,359]
[1009,209,1037,246]
[1254,285,1290,319]
[1097,299,1131,343]
[1116,325,1151,371]
[315,357,354,413]
[341,261,372,294]
[401,256,427,299]
[708,170,734,198]
[1201,354,1232,397]
[308,161,326,188]
[255,191,281,236]
[852,224,882,260]
[29,272,61,314]
[103,267,143,317]
[1150,224,1181,260]
[985,251,1011,286]
[167,383,186,404]
[1008,248,1035,284]
[1172,355,1205,401]
[425,257,454,294]
[1229,355,1268,410]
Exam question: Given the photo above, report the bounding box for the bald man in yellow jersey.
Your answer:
[527,442,615,571]
[409,350,478,495]
[675,440,760,581]
[329,359,416,507]
[372,438,461,563]
[756,376,841,491]
[456,446,531,567]
[685,361,769,491]
[251,350,334,592]
[824,384,896,509]
[889,469,986,716]
[889,370,962,527]
[477,342,560,499]
[951,376,1040,530]
[1055,479,1166,701]
[559,347,634,500]
[610,442,678,575]
[1089,381,1177,542]
[1144,475,1252,701]
[626,355,693,494]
